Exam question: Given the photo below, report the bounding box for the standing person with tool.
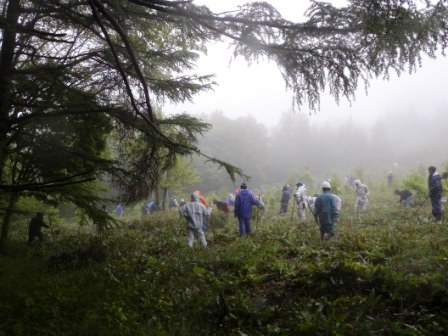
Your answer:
[294,182,308,221]
[428,166,443,221]
[354,179,369,212]
[279,184,291,215]
[234,183,263,237]
[314,181,339,242]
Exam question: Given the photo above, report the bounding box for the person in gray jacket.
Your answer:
[179,192,210,248]
[354,179,369,212]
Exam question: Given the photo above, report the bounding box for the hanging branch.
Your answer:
[0,170,96,192]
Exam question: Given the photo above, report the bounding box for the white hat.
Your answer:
[321,181,331,189]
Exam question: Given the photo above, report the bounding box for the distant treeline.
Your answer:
[190,109,448,192]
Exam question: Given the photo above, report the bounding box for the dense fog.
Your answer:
[190,106,448,193]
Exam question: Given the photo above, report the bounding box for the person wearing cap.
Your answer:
[27,212,49,244]
[354,179,369,212]
[428,166,443,221]
[179,192,210,248]
[294,182,308,221]
[279,185,291,215]
[234,183,263,236]
[314,181,339,242]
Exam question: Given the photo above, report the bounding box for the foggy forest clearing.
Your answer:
[1,186,447,335]
[2,1,448,334]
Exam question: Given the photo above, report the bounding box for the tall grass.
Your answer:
[1,188,447,335]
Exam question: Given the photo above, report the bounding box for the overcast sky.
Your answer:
[163,0,448,129]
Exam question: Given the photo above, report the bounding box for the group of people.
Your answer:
[141,201,158,216]
[179,184,264,248]
[280,181,341,241]
[279,179,369,219]
[392,166,443,222]
[274,165,445,242]
[25,166,444,247]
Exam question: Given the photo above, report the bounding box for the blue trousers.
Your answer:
[403,195,414,208]
[430,196,442,220]
[238,217,252,236]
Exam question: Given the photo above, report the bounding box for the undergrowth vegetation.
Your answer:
[1,187,447,335]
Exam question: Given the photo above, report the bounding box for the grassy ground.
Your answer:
[1,188,447,335]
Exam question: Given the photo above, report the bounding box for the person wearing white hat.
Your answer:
[294,181,308,221]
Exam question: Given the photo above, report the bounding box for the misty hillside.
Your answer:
[190,108,448,192]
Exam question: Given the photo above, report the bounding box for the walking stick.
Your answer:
[306,201,316,219]
[307,202,322,240]
[290,195,296,224]
[255,206,259,231]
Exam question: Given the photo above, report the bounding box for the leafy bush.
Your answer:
[400,170,427,197]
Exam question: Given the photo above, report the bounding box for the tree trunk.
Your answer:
[160,171,170,210]
[161,187,168,210]
[0,0,20,253]
[153,186,160,212]
[0,0,20,184]
[0,193,19,253]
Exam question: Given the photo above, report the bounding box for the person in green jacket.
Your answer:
[314,181,339,242]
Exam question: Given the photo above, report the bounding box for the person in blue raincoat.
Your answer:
[314,181,339,242]
[234,183,263,236]
[115,203,124,218]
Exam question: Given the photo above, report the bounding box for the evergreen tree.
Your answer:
[0,0,447,248]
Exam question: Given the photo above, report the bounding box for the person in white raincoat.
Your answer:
[294,182,308,221]
[179,192,211,248]
[354,179,369,212]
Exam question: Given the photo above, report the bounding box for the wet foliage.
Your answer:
[1,191,447,335]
